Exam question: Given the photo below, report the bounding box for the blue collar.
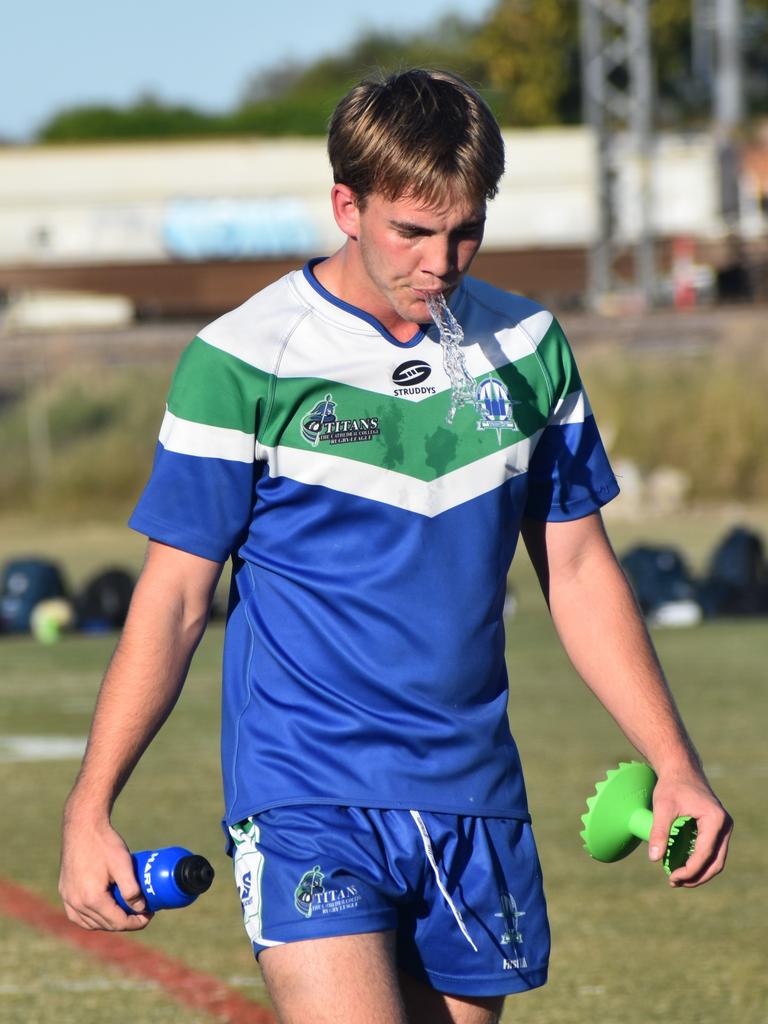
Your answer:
[303,258,427,349]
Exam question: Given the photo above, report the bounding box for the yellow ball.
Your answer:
[30,598,75,644]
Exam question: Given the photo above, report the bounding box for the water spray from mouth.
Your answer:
[425,292,478,425]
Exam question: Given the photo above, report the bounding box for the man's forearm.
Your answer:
[65,542,221,818]
[523,513,731,887]
[546,538,700,775]
[60,542,223,931]
[523,513,699,773]
[66,614,199,817]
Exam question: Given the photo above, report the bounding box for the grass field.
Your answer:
[1,509,766,1024]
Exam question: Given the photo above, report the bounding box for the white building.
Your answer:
[0,129,726,267]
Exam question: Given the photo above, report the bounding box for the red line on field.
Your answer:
[0,877,275,1024]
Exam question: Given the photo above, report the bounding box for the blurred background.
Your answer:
[3,0,768,523]
[1,2,766,1023]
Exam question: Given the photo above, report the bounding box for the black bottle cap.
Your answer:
[174,854,215,896]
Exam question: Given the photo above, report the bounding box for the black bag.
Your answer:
[701,527,768,615]
[76,568,135,630]
[620,545,698,614]
[0,558,68,633]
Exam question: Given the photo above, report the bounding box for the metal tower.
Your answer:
[714,0,744,226]
[579,0,656,309]
[692,0,743,224]
[714,0,744,132]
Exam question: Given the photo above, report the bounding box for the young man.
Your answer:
[60,70,731,1024]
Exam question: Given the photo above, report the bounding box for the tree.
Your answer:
[234,16,490,135]
[473,0,580,127]
[475,0,768,128]
[39,94,222,142]
[36,16,489,142]
[34,1,768,141]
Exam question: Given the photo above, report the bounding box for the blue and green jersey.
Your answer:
[130,261,619,825]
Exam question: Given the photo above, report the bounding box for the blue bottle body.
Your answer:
[112,846,205,913]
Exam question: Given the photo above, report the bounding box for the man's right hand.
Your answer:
[59,813,154,931]
[57,541,223,931]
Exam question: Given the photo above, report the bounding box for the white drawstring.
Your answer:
[409,810,479,953]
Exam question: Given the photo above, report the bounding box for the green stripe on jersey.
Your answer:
[167,337,271,433]
[163,324,584,482]
[263,356,559,484]
[532,318,583,401]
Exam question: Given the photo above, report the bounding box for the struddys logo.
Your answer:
[496,891,528,970]
[475,376,519,445]
[300,393,381,447]
[294,865,362,919]
[392,359,436,397]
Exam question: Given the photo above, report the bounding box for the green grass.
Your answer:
[0,512,766,1023]
[0,918,214,1024]
[0,367,169,518]
[580,343,768,502]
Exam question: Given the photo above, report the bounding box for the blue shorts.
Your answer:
[228,805,550,997]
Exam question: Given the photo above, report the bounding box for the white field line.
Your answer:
[0,735,86,763]
[0,978,158,994]
[0,975,265,995]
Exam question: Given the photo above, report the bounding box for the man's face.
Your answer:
[353,190,486,325]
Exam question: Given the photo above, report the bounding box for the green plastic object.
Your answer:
[581,761,698,876]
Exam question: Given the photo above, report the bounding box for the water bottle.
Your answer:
[112,845,214,913]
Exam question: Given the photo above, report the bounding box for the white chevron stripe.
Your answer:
[196,273,559,401]
[465,308,554,376]
[262,436,541,518]
[551,389,591,426]
[274,305,557,398]
[159,409,256,463]
[517,307,555,346]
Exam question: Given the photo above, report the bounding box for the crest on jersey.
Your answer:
[475,376,518,444]
[301,394,337,446]
[294,865,325,917]
[299,392,381,447]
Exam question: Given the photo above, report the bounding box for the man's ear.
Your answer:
[330,183,360,240]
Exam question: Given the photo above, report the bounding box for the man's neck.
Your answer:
[312,249,421,344]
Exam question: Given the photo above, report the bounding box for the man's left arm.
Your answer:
[521,511,732,887]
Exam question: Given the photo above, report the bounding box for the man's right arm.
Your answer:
[59,540,223,931]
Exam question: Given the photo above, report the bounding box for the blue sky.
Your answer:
[3,0,497,141]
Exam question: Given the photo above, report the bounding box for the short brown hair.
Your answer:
[327,69,505,208]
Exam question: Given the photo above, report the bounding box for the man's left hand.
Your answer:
[649,771,733,888]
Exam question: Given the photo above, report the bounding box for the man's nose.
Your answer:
[421,236,455,280]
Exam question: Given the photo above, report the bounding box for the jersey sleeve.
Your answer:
[128,335,267,561]
[524,316,619,521]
